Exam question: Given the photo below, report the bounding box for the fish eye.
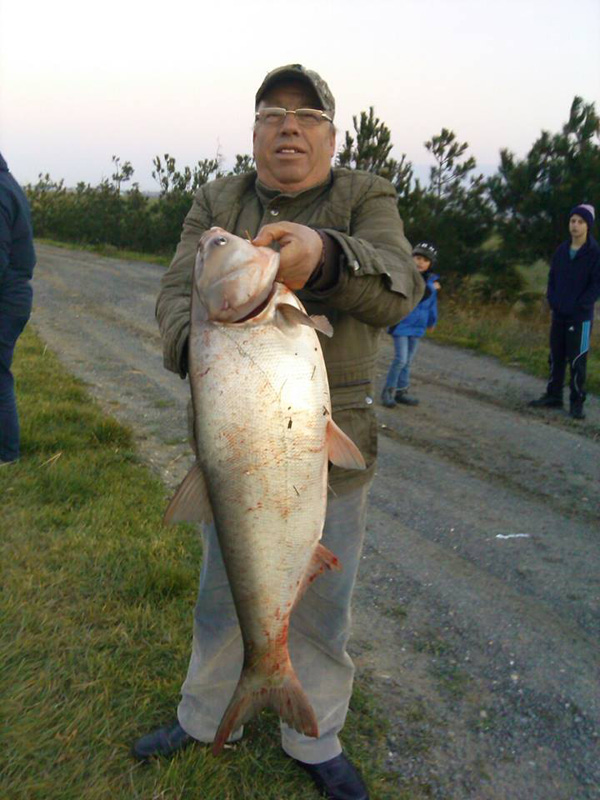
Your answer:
[216,236,228,246]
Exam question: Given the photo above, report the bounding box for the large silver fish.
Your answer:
[165,227,365,755]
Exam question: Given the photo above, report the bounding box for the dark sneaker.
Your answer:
[380,387,396,408]
[294,752,369,800]
[528,394,563,409]
[570,403,585,420]
[395,391,419,406]
[131,720,195,761]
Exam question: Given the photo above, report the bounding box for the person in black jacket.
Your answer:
[0,153,36,463]
[529,203,600,419]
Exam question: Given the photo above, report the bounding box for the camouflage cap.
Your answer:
[255,64,335,120]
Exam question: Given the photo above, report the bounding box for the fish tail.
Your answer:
[268,668,319,738]
[212,659,318,756]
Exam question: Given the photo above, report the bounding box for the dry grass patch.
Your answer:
[432,298,599,395]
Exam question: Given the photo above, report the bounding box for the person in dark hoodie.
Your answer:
[0,153,36,463]
[529,203,600,420]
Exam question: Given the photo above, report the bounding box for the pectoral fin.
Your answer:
[293,543,342,608]
[327,419,366,470]
[276,304,334,337]
[164,462,214,525]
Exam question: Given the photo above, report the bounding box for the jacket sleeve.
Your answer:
[309,177,424,327]
[155,187,213,376]
[577,249,600,310]
[428,294,438,328]
[0,194,13,284]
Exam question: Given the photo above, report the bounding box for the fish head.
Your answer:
[194,227,280,322]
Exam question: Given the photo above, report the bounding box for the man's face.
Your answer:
[569,214,588,242]
[253,80,336,193]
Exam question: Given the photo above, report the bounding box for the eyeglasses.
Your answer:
[254,107,333,127]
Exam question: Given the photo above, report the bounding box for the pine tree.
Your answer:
[230,154,255,175]
[335,107,415,188]
[426,128,476,200]
[408,129,496,287]
[488,96,600,262]
[337,110,504,290]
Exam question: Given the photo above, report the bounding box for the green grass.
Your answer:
[516,258,549,292]
[37,238,171,267]
[429,254,599,394]
[383,605,408,621]
[1,327,404,800]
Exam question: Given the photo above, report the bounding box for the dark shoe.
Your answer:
[529,393,563,409]
[380,387,396,408]
[570,403,585,420]
[295,752,369,800]
[131,720,195,761]
[395,391,419,406]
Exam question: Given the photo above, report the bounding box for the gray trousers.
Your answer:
[177,481,371,764]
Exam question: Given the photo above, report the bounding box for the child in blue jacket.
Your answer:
[381,242,440,408]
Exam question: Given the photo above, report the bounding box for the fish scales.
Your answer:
[189,293,330,634]
[164,228,365,755]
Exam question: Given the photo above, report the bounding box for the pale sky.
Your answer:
[1,0,599,191]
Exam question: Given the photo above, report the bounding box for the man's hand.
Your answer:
[252,222,323,290]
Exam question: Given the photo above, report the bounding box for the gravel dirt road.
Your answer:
[31,244,600,799]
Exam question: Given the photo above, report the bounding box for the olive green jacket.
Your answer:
[156,167,423,492]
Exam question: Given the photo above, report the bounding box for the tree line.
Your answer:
[26,96,599,299]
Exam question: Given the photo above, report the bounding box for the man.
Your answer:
[530,203,600,420]
[133,64,423,800]
[0,153,36,464]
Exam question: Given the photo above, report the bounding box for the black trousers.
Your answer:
[0,312,30,461]
[547,317,592,405]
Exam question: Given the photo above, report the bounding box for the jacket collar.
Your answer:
[567,234,598,259]
[255,171,334,207]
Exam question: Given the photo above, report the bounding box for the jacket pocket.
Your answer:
[330,382,378,474]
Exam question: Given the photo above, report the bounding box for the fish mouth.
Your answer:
[233,286,276,323]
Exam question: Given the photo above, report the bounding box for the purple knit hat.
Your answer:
[569,203,595,230]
